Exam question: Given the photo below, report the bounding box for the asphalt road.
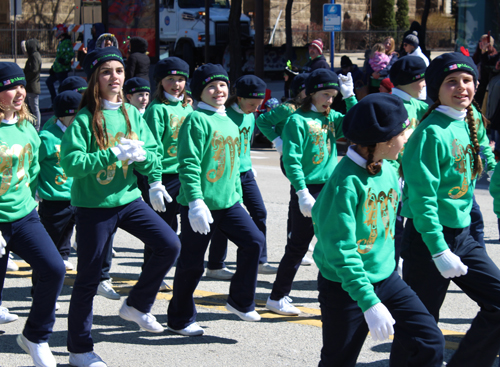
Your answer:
[1,146,499,366]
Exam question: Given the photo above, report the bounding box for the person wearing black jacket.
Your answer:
[302,39,330,72]
[23,39,42,130]
[126,37,150,81]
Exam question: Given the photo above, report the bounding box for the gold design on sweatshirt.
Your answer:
[54,145,67,185]
[167,115,186,157]
[239,127,252,154]
[357,188,399,254]
[307,120,325,165]
[448,139,473,199]
[207,131,240,183]
[96,131,139,185]
[0,142,33,196]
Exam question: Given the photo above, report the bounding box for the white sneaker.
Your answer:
[301,254,314,266]
[258,263,278,274]
[97,279,120,300]
[69,351,107,367]
[308,242,315,252]
[17,334,56,367]
[0,306,18,324]
[119,299,164,333]
[205,267,234,280]
[159,280,172,292]
[72,241,77,251]
[226,303,261,322]
[7,257,19,271]
[64,260,75,271]
[112,248,117,257]
[266,296,301,316]
[168,322,204,336]
[55,303,60,311]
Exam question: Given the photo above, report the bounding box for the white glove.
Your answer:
[339,72,355,99]
[487,170,494,182]
[363,303,395,342]
[296,188,315,217]
[188,199,214,235]
[0,231,7,258]
[432,249,468,278]
[251,167,258,178]
[149,181,172,212]
[110,138,146,164]
[35,190,42,203]
[273,137,283,155]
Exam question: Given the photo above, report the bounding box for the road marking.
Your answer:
[7,264,466,349]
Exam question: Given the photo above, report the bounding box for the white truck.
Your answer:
[159,0,254,70]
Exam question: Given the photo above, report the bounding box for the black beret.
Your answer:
[189,63,229,101]
[290,73,308,98]
[0,62,26,93]
[389,57,427,86]
[124,77,151,95]
[83,47,124,78]
[235,75,266,98]
[53,91,82,118]
[305,69,340,95]
[58,76,88,94]
[154,57,189,82]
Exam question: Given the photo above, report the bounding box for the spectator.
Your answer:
[399,21,425,57]
[86,23,105,53]
[46,24,73,104]
[473,34,500,106]
[284,60,299,99]
[126,37,150,81]
[403,31,429,67]
[369,43,391,73]
[96,33,119,49]
[302,39,330,72]
[22,39,42,131]
[373,36,399,79]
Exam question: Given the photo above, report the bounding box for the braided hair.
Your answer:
[365,144,382,175]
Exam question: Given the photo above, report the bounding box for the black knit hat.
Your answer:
[124,77,151,95]
[343,93,410,145]
[58,76,88,93]
[53,91,82,118]
[235,75,266,99]
[404,31,419,48]
[0,62,26,93]
[305,69,340,96]
[290,73,308,98]
[389,57,426,86]
[154,57,189,83]
[425,52,478,102]
[341,56,353,68]
[190,63,229,101]
[83,47,124,78]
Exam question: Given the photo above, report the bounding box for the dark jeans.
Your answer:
[469,194,485,247]
[208,170,268,268]
[67,199,180,353]
[400,219,500,367]
[318,271,444,367]
[167,203,264,330]
[270,183,324,301]
[0,209,65,343]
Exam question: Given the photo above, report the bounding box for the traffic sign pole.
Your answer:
[330,0,334,70]
[323,2,341,71]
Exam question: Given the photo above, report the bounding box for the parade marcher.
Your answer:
[125,37,150,81]
[61,47,180,367]
[167,64,265,336]
[283,60,299,99]
[23,39,42,130]
[265,68,357,316]
[36,91,82,283]
[46,24,73,104]
[302,39,330,73]
[207,75,277,279]
[313,93,445,367]
[395,52,500,367]
[124,77,150,116]
[0,62,66,367]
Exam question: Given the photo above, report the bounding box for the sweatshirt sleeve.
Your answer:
[143,103,166,164]
[60,115,119,179]
[312,183,380,312]
[402,128,448,255]
[132,114,162,183]
[282,115,307,191]
[177,114,206,202]
[255,104,291,141]
[330,96,357,140]
[477,117,497,172]
[489,164,500,218]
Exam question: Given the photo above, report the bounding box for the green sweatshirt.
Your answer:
[473,105,496,172]
[227,106,254,173]
[38,122,73,201]
[489,164,500,217]
[401,110,476,255]
[60,104,161,208]
[255,102,296,141]
[313,153,399,312]
[0,120,39,222]
[282,96,357,191]
[42,115,57,131]
[143,98,193,175]
[177,109,242,210]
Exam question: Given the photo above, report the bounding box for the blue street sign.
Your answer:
[323,4,341,32]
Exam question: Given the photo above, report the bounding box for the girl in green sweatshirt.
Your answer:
[167,64,265,336]
[0,62,66,367]
[313,93,444,367]
[398,52,500,367]
[266,68,357,316]
[61,47,180,367]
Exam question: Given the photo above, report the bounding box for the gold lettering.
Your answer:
[206,131,240,183]
[448,139,473,199]
[0,142,34,196]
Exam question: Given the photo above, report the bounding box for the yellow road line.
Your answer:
[7,264,465,349]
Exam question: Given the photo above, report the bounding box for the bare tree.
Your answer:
[24,0,73,28]
[229,0,243,83]
[285,0,293,61]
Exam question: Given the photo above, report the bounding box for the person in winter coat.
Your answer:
[46,24,73,104]
[302,39,330,73]
[126,37,150,81]
[23,39,42,131]
[87,23,105,53]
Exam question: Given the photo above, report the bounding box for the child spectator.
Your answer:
[22,39,42,130]
[369,43,391,73]
[126,37,150,81]
[46,24,73,104]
